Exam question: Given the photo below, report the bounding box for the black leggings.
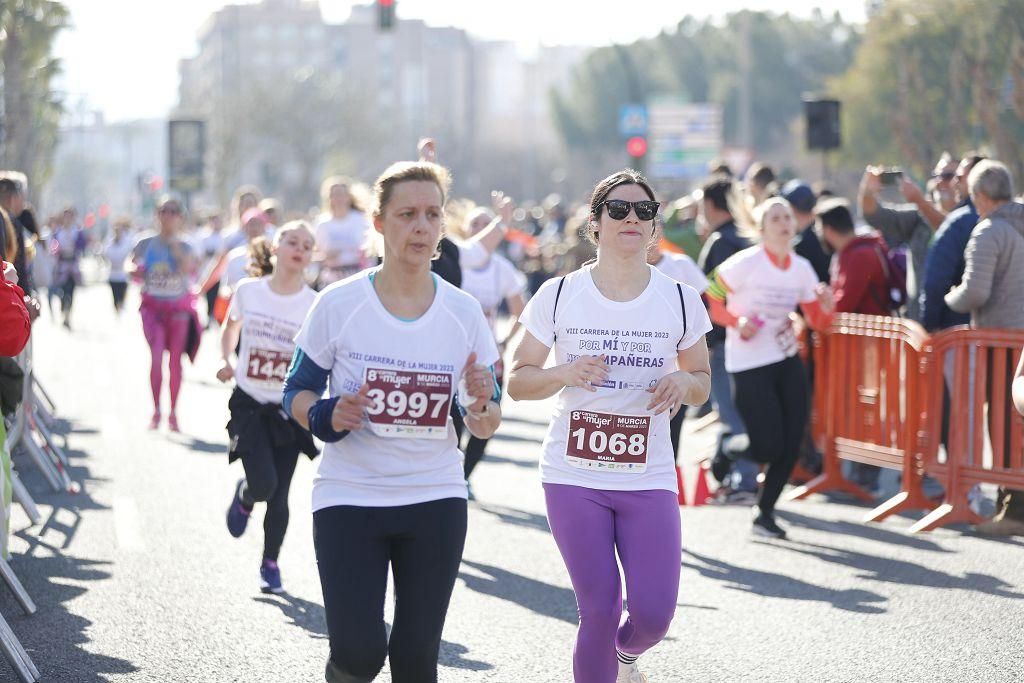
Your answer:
[205,280,220,326]
[239,434,300,562]
[110,280,128,310]
[314,498,468,683]
[732,355,809,517]
[669,407,685,463]
[58,276,76,315]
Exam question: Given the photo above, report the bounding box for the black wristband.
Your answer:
[307,396,350,443]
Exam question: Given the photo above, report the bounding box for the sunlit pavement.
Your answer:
[2,280,1022,682]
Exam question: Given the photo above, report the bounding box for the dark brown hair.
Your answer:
[247,236,274,278]
[372,161,452,218]
[585,168,656,245]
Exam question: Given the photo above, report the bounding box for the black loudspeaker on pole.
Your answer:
[803,98,841,151]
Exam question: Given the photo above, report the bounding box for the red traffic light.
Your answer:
[626,136,647,158]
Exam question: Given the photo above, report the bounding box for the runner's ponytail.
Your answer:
[247,236,273,277]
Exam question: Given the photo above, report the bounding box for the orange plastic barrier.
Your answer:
[786,314,936,522]
[910,327,1024,532]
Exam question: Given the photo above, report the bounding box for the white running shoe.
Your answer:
[616,660,649,683]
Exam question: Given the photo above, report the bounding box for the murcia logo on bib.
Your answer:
[364,367,453,439]
[566,410,651,472]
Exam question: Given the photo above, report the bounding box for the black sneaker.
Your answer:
[752,513,787,539]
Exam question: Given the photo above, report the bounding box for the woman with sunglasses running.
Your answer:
[131,197,201,431]
[218,221,319,594]
[284,161,501,683]
[705,197,834,539]
[509,169,712,683]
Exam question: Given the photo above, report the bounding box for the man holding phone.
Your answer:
[858,156,958,322]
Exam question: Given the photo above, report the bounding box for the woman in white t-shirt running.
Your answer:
[704,197,834,539]
[104,219,135,314]
[284,161,502,683]
[458,206,528,488]
[313,176,372,288]
[217,221,319,595]
[646,223,709,464]
[508,169,712,683]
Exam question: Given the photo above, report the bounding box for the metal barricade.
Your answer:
[911,327,1024,533]
[786,314,938,522]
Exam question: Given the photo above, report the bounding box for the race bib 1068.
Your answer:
[364,368,453,439]
[566,410,650,472]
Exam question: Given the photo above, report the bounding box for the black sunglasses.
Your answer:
[601,199,660,221]
[932,171,956,181]
[159,205,182,215]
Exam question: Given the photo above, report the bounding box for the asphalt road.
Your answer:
[1,281,1022,682]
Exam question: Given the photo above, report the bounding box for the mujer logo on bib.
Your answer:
[566,410,650,472]
[364,368,452,439]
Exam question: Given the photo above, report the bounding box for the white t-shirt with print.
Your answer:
[654,253,709,293]
[315,212,371,267]
[716,246,819,374]
[461,253,527,335]
[228,277,317,405]
[221,246,251,296]
[294,270,500,510]
[104,237,134,283]
[518,265,712,493]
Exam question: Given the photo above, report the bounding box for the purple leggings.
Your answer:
[141,299,190,414]
[543,483,681,683]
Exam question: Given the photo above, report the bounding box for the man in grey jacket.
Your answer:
[945,159,1024,536]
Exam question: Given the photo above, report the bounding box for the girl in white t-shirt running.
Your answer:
[509,169,712,683]
[217,221,319,595]
[458,206,528,489]
[647,223,709,465]
[313,176,372,288]
[705,197,834,539]
[284,161,501,683]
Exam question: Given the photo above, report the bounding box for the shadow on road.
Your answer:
[253,593,493,671]
[460,559,578,624]
[473,451,535,468]
[253,592,328,640]
[501,413,550,427]
[683,549,888,614]
[169,435,228,455]
[777,509,951,553]
[0,552,138,682]
[474,504,550,533]
[13,444,110,551]
[776,540,1024,600]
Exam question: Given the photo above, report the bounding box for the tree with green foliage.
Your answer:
[832,0,1024,182]
[0,0,69,190]
[550,11,860,164]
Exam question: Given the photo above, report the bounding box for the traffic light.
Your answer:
[626,136,647,159]
[377,0,396,31]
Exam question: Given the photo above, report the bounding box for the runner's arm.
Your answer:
[218,317,242,376]
[1013,352,1024,417]
[676,339,712,406]
[461,365,503,440]
[499,293,526,347]
[507,331,608,400]
[283,349,354,441]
